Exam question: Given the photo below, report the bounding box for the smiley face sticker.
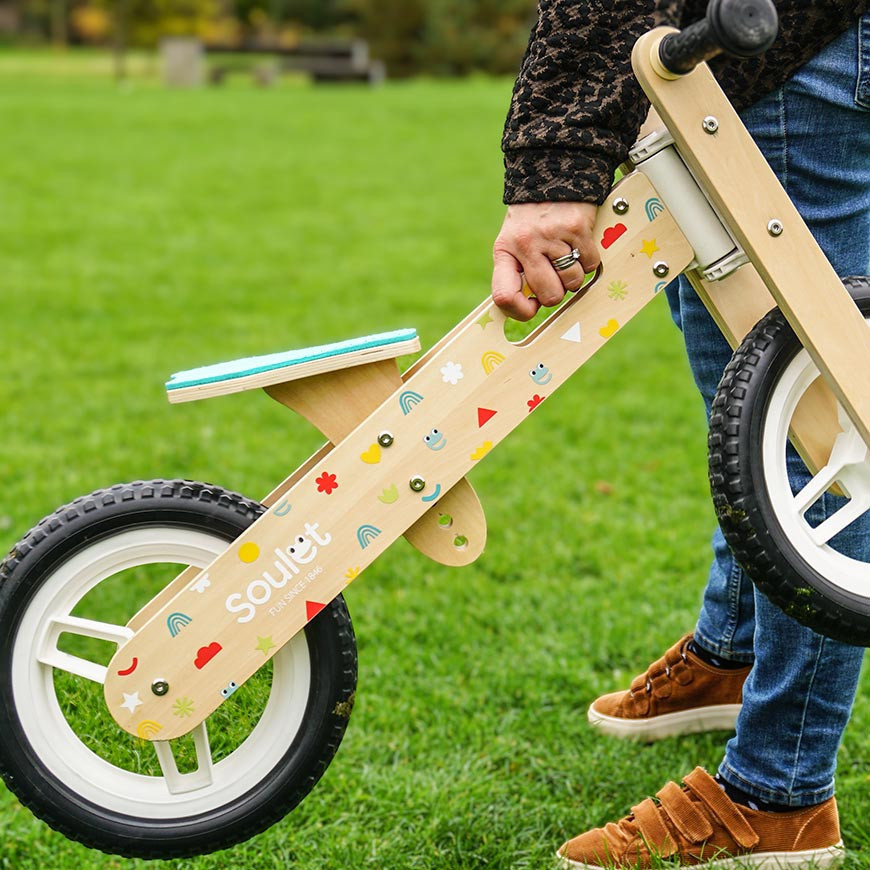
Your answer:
[423,428,447,451]
[529,363,552,386]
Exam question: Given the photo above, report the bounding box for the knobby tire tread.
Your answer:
[0,479,358,859]
[708,276,870,645]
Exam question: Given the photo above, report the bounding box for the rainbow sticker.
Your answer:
[357,524,382,549]
[167,611,192,638]
[645,197,665,221]
[399,390,424,415]
[136,720,163,740]
[481,351,505,375]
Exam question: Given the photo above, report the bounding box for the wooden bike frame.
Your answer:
[101,28,870,741]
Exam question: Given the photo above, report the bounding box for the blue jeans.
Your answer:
[665,15,870,807]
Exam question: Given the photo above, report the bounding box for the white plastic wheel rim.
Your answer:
[762,347,870,599]
[11,527,312,818]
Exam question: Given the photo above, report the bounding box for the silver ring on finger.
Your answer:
[550,248,581,271]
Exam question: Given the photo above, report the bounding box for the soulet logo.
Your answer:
[225,523,332,623]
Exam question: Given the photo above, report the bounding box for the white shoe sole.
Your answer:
[557,841,845,869]
[587,702,742,741]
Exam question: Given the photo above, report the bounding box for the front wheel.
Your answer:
[708,276,870,644]
[0,480,357,859]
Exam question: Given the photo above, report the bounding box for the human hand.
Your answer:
[491,201,601,321]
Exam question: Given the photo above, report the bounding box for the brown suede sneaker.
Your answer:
[588,634,751,741]
[558,767,845,869]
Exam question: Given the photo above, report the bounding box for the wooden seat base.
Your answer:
[163,327,487,569]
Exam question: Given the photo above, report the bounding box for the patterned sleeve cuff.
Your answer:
[502,148,618,206]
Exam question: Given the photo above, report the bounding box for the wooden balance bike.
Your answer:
[2,0,869,857]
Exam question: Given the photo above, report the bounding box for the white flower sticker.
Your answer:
[440,361,464,385]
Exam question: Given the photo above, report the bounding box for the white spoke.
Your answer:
[47,614,134,645]
[38,615,133,685]
[11,524,312,820]
[793,463,843,516]
[152,722,215,795]
[793,421,870,516]
[809,494,870,546]
[794,414,870,546]
[760,333,870,602]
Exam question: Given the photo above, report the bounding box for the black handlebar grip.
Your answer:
[659,0,778,75]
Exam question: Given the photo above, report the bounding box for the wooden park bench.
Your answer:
[204,39,385,86]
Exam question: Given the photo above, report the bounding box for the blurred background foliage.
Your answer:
[3,0,538,75]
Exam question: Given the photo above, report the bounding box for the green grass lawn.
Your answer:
[1,50,869,870]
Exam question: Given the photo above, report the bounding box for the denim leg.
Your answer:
[669,17,870,805]
[664,280,757,662]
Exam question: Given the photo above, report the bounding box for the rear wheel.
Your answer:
[0,480,357,858]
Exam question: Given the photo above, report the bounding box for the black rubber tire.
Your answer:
[708,275,870,645]
[0,479,357,859]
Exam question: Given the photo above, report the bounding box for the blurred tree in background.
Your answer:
[346,0,535,76]
[4,0,538,75]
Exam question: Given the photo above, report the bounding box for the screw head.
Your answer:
[702,116,719,134]
[767,219,784,237]
[653,261,670,278]
[377,431,394,448]
[409,476,426,492]
[151,679,169,697]
[612,197,629,215]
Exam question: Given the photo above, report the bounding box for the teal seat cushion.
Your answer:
[166,328,418,392]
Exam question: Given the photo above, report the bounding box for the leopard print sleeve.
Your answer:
[503,0,868,206]
[503,0,684,205]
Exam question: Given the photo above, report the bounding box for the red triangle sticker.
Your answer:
[306,600,326,621]
[477,407,497,427]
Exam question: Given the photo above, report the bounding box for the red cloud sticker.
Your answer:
[194,642,222,669]
[601,223,627,249]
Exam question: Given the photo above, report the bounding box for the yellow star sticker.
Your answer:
[640,239,659,258]
[255,635,276,656]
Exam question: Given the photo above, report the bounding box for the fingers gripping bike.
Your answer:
[2,0,870,857]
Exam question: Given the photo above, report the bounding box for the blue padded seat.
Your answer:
[166,328,418,394]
